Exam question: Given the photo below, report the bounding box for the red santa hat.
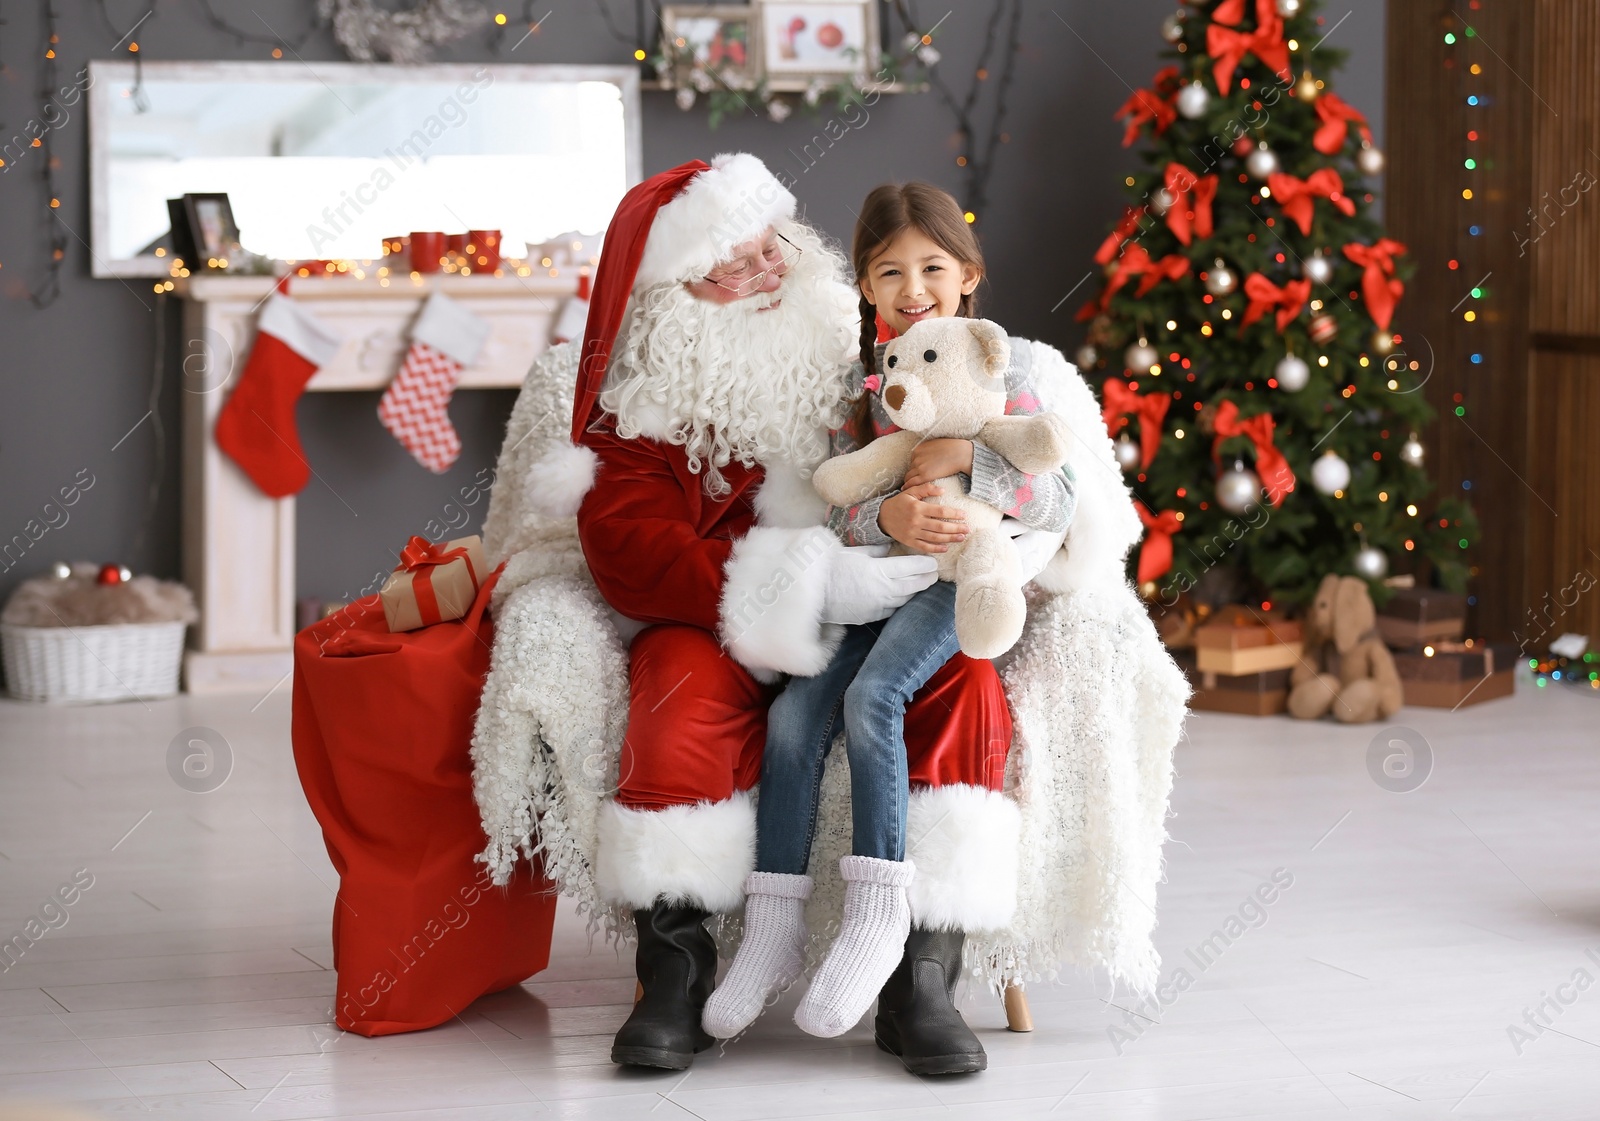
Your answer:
[571,153,797,445]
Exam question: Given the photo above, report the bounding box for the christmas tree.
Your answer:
[1077,0,1476,609]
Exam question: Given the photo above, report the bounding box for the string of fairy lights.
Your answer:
[1444,6,1483,613]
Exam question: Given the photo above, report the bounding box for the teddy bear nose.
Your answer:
[884,384,906,410]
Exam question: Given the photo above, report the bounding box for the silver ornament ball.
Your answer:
[1177,82,1209,120]
[1302,252,1334,285]
[1357,142,1386,177]
[1246,143,1279,180]
[1399,433,1426,468]
[1161,12,1186,42]
[1075,343,1099,369]
[674,87,697,111]
[1216,460,1261,514]
[1276,0,1303,15]
[1125,338,1160,373]
[1149,187,1175,215]
[1353,543,1389,581]
[1274,353,1310,392]
[1311,450,1352,495]
[1115,434,1142,472]
[1205,263,1238,297]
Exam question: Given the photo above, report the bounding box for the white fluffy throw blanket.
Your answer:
[472,341,1189,994]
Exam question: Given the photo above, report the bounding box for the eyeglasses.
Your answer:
[704,233,802,296]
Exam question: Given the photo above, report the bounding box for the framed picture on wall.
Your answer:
[661,6,758,88]
[182,192,241,267]
[756,0,877,82]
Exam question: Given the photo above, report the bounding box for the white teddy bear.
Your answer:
[812,317,1073,658]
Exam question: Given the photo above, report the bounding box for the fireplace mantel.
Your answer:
[179,272,573,692]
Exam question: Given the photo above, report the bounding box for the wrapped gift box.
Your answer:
[1174,650,1291,716]
[1396,640,1517,708]
[1194,611,1304,676]
[379,535,486,632]
[1377,587,1467,647]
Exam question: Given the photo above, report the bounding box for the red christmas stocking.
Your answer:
[215,294,342,498]
[377,292,489,474]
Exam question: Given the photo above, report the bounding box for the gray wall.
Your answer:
[0,0,1384,610]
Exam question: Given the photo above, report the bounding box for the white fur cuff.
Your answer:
[719,525,844,680]
[525,442,600,520]
[905,784,1021,933]
[594,793,756,913]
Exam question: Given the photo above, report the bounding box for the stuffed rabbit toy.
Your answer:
[1288,574,1405,722]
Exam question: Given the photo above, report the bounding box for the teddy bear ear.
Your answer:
[966,319,1010,379]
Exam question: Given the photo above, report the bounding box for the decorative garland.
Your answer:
[317,0,486,63]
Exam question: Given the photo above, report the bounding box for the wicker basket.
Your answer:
[1,621,187,702]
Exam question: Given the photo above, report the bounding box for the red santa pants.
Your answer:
[617,625,1011,809]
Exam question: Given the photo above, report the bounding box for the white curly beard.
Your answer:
[598,222,858,495]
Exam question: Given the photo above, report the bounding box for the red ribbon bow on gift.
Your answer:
[1095,206,1149,266]
[1267,169,1357,236]
[1313,92,1374,155]
[1211,401,1295,505]
[1342,238,1407,332]
[1101,378,1172,469]
[1115,67,1180,147]
[1137,505,1183,583]
[1240,273,1311,334]
[397,535,479,627]
[1206,2,1290,94]
[1161,163,1218,247]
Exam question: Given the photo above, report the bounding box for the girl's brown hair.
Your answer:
[847,181,987,446]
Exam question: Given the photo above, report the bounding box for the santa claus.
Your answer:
[473,154,1187,1079]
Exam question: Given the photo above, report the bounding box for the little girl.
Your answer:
[702,182,1075,1041]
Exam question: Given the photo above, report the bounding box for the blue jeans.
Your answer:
[755,580,960,874]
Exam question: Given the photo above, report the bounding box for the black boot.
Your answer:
[611,903,718,1070]
[873,927,987,1075]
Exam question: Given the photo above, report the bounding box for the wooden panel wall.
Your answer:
[1525,351,1600,645]
[1386,1,1534,642]
[1526,1,1600,645]
[1531,0,1600,337]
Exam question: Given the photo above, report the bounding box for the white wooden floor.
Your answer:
[1,676,1598,1119]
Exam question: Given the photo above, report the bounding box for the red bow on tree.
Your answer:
[1267,169,1357,235]
[1105,244,1193,304]
[1116,67,1180,147]
[1210,0,1277,27]
[1342,238,1407,331]
[1211,401,1295,505]
[1161,163,1218,246]
[1240,273,1311,333]
[1207,6,1290,95]
[1095,206,1149,266]
[1101,378,1172,469]
[1136,505,1183,583]
[1312,92,1374,155]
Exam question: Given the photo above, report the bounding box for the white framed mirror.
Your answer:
[88,60,641,278]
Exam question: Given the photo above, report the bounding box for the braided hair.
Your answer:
[847,182,986,447]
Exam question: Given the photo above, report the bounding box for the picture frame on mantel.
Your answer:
[661,5,759,89]
[756,0,878,89]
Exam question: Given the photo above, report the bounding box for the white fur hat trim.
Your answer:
[633,153,796,291]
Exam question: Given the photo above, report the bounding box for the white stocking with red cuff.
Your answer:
[378,292,490,473]
[550,273,591,345]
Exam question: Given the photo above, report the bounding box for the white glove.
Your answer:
[822,545,939,625]
[1003,518,1066,583]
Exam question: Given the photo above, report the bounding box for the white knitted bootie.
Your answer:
[702,872,813,1039]
[793,856,915,1038]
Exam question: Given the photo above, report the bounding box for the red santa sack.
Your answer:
[291,564,557,1036]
